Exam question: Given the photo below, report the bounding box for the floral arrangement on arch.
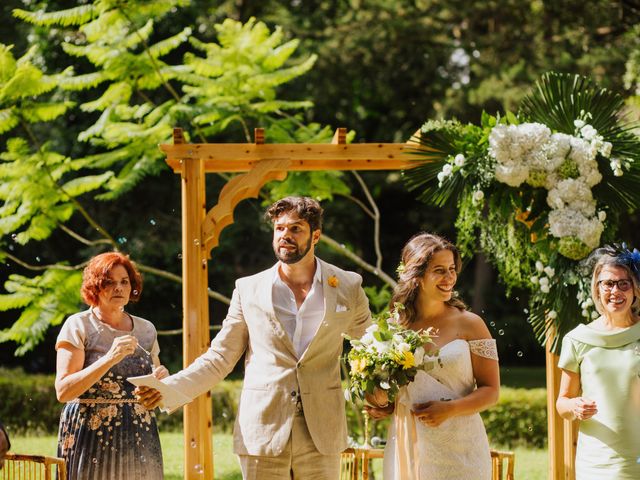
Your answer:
[405,73,640,350]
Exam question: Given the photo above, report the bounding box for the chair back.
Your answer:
[340,446,514,480]
[339,447,384,480]
[1,453,66,480]
[491,448,515,480]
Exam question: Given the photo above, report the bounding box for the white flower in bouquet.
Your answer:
[345,304,438,404]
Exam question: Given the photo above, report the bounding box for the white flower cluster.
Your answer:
[437,154,466,185]
[488,119,612,249]
[530,260,555,294]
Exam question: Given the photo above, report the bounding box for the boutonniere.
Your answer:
[328,275,339,288]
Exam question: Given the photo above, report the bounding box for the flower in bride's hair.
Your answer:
[328,275,339,287]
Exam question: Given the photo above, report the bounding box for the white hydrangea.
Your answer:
[547,179,597,216]
[548,209,603,248]
[488,118,610,252]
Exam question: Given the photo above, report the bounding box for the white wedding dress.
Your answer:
[383,339,497,480]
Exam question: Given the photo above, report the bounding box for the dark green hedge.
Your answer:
[482,387,548,448]
[0,369,547,448]
[0,368,240,436]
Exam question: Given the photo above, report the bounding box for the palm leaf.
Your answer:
[403,121,465,206]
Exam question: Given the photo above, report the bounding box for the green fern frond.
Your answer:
[80,82,133,112]
[21,101,75,123]
[249,100,313,113]
[249,55,317,89]
[262,39,301,70]
[0,108,19,134]
[61,172,114,197]
[148,27,192,58]
[0,64,55,101]
[121,19,154,50]
[13,5,97,27]
[0,270,82,355]
[0,44,17,82]
[61,43,112,66]
[78,108,112,142]
[183,53,225,78]
[58,71,109,91]
[17,206,72,243]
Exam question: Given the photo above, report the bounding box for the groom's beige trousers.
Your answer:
[238,411,340,480]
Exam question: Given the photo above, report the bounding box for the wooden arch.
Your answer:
[160,127,573,480]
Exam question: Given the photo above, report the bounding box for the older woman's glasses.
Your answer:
[597,279,633,292]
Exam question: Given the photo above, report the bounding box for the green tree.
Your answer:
[0,1,333,355]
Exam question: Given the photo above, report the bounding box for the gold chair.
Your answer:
[339,447,384,480]
[490,448,515,480]
[339,447,514,480]
[1,452,66,480]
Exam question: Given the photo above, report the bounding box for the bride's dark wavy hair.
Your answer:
[390,232,467,327]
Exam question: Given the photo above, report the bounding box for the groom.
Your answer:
[138,196,371,479]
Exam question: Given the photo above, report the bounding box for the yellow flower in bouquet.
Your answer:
[394,350,415,370]
[344,303,438,404]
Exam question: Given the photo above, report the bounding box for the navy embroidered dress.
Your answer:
[56,310,164,479]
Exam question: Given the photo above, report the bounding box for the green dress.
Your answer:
[558,321,640,479]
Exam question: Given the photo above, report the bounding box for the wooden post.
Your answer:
[177,129,213,479]
[563,419,578,479]
[546,329,565,480]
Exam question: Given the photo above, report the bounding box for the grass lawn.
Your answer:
[12,432,547,479]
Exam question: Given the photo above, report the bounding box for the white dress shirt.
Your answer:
[272,258,325,357]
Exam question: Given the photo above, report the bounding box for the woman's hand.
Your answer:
[134,386,163,410]
[571,397,597,421]
[152,365,169,380]
[104,335,138,365]
[412,400,455,427]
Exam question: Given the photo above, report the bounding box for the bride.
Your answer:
[366,233,500,479]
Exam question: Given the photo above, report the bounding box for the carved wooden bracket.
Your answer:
[202,158,290,254]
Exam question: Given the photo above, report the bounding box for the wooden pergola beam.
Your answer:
[162,143,417,173]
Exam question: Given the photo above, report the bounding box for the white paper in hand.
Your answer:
[127,374,190,414]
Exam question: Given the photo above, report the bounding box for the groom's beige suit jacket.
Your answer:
[164,258,371,456]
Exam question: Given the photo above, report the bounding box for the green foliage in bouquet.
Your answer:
[404,72,640,351]
[345,304,438,403]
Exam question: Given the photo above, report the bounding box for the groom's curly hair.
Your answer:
[265,196,324,232]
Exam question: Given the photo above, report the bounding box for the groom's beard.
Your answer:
[273,237,312,264]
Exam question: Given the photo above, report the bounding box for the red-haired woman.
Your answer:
[55,252,168,479]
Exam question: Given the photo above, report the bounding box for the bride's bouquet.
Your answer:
[344,304,439,405]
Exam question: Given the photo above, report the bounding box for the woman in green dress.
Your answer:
[557,245,640,479]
